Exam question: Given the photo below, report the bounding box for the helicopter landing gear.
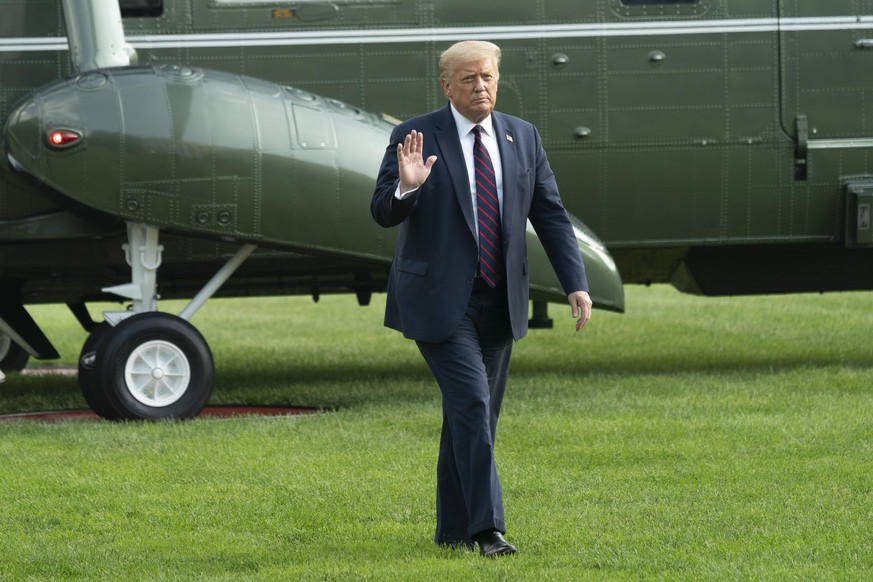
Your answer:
[0,331,30,374]
[77,222,255,420]
[78,313,213,420]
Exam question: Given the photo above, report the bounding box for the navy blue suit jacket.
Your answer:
[371,104,588,343]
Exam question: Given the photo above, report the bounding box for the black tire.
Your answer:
[78,323,120,419]
[0,332,30,373]
[97,313,214,420]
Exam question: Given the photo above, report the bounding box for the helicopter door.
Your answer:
[779,1,873,161]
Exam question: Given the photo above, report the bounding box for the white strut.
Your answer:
[103,222,163,326]
[102,222,257,325]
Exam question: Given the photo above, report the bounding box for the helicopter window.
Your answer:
[120,0,163,17]
[209,0,359,5]
[621,0,696,4]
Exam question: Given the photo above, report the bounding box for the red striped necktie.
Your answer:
[472,125,503,287]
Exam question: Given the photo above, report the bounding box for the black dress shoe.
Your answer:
[474,530,517,557]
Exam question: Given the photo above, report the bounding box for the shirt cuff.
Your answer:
[394,184,419,200]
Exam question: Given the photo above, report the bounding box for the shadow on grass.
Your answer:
[513,348,873,379]
[3,340,873,415]
[213,342,873,408]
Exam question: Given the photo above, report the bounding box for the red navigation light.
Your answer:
[46,129,82,149]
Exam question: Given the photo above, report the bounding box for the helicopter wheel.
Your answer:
[0,332,29,373]
[89,313,214,420]
[78,323,120,419]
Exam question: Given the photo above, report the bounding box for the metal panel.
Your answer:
[844,181,873,247]
[779,0,873,141]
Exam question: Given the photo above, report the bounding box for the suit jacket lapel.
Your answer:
[493,112,517,244]
[432,104,476,239]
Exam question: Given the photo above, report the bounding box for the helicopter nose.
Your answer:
[4,98,44,169]
[5,81,89,176]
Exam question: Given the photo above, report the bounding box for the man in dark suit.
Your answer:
[371,40,592,557]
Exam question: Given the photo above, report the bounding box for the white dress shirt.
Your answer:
[395,103,504,238]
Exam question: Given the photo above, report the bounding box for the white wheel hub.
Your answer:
[124,340,191,407]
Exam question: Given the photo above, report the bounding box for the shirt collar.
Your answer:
[449,102,494,139]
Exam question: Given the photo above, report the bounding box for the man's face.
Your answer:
[441,58,499,123]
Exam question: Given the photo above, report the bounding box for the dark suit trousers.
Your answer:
[416,278,514,545]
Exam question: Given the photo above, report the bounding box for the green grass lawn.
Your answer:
[0,286,871,580]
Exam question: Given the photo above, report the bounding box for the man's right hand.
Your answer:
[398,130,438,192]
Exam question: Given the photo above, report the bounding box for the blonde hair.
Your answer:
[439,40,501,83]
